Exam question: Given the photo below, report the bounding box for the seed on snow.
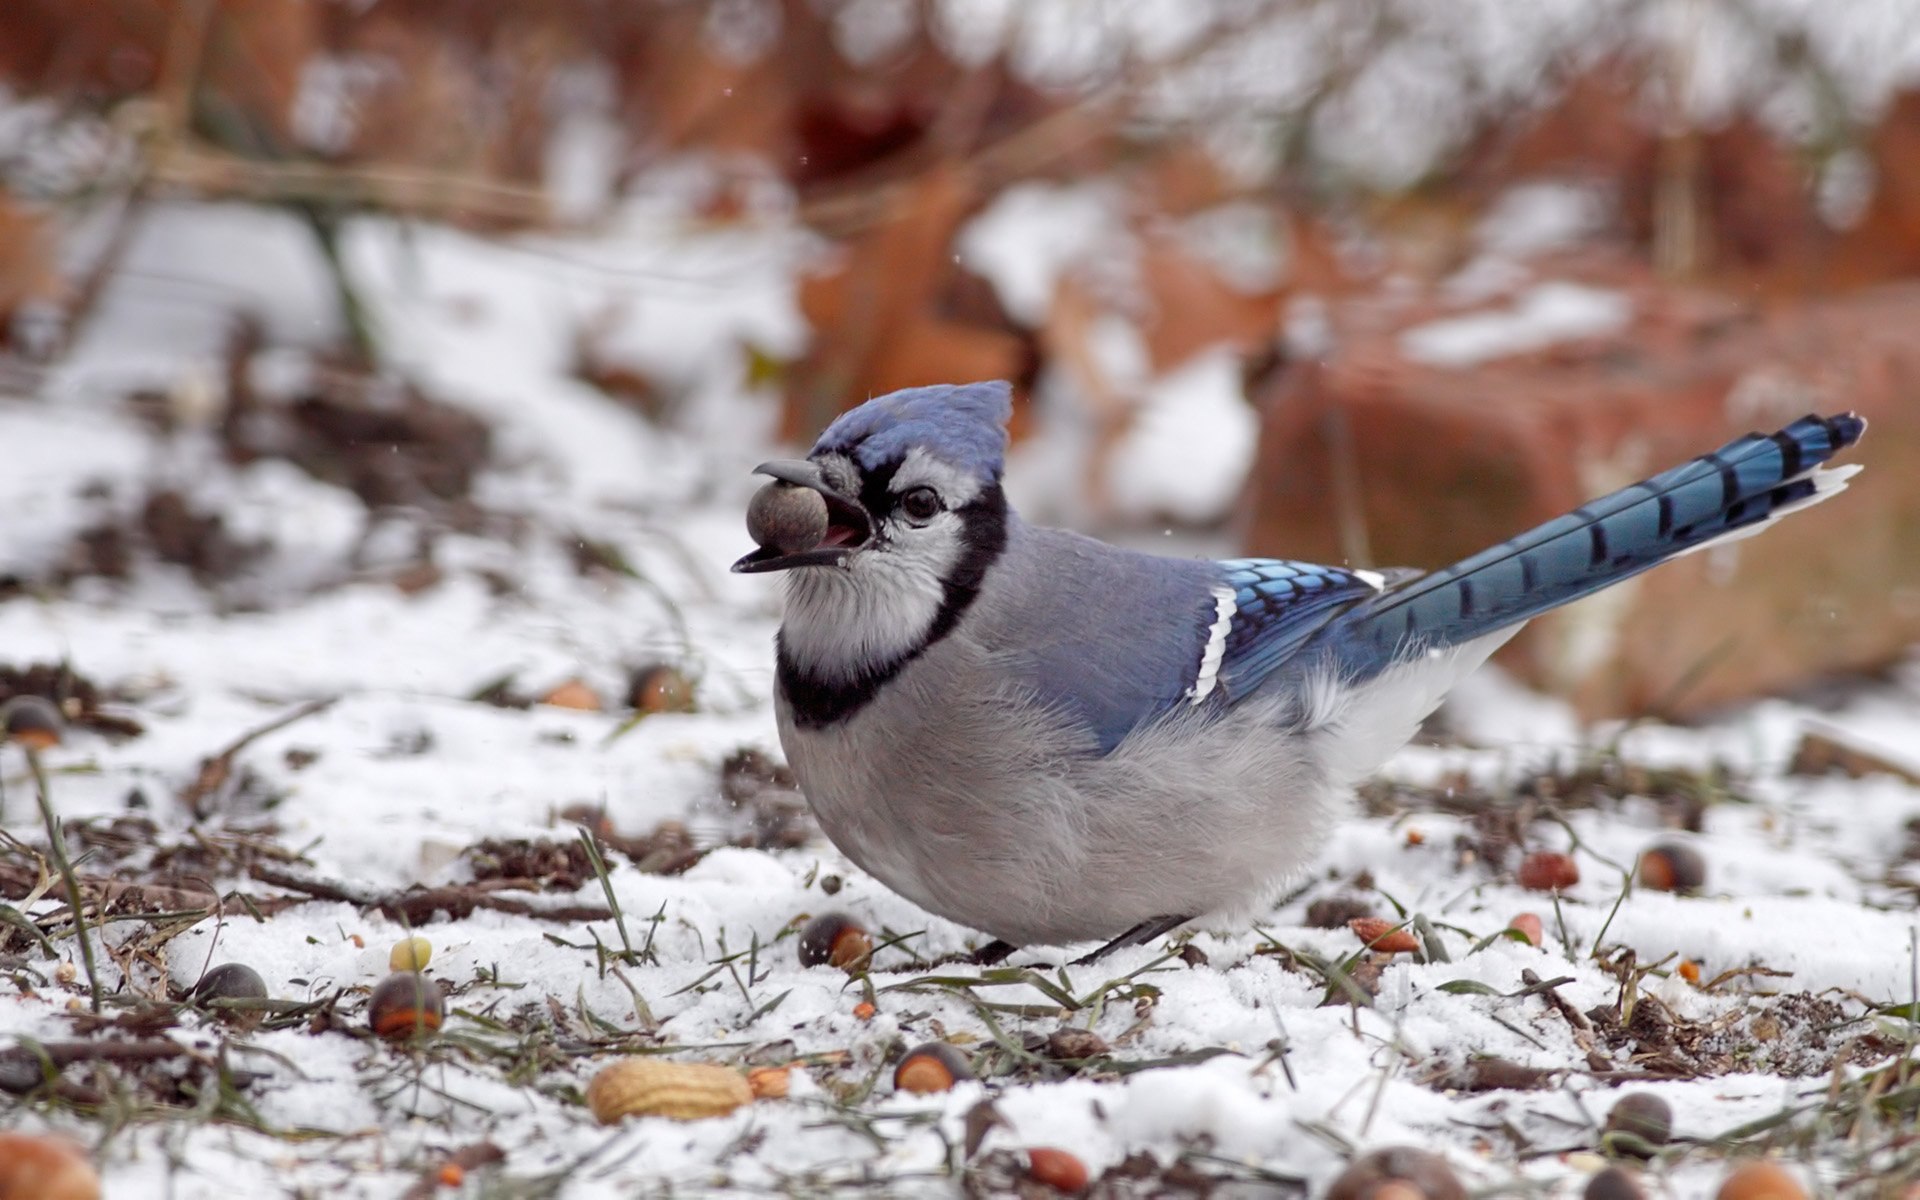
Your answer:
[1516,851,1580,891]
[368,972,445,1041]
[894,1042,973,1094]
[0,695,63,751]
[1325,1147,1467,1200]
[1507,913,1544,946]
[0,1132,100,1200]
[389,935,433,972]
[1603,1093,1672,1153]
[746,1065,792,1099]
[539,679,602,711]
[587,1058,753,1123]
[1348,917,1419,954]
[1025,1148,1089,1193]
[628,663,695,713]
[1637,843,1707,893]
[1715,1161,1806,1200]
[1585,1166,1646,1200]
[797,912,871,969]
[193,963,268,1004]
[747,481,829,553]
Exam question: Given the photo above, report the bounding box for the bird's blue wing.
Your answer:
[1208,559,1392,701]
[982,533,1392,751]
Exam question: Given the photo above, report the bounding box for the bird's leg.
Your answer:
[1071,914,1193,966]
[969,939,1019,966]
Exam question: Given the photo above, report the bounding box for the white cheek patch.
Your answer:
[891,448,983,508]
[782,525,966,682]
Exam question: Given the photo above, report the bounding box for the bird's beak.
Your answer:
[731,459,874,574]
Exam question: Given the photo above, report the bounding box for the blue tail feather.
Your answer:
[1321,412,1866,679]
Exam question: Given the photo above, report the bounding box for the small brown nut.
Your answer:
[368,971,445,1041]
[798,913,872,970]
[894,1042,973,1094]
[390,935,433,972]
[1,695,64,752]
[193,963,268,1004]
[629,663,695,714]
[1516,851,1580,891]
[1044,1028,1110,1060]
[1586,1166,1646,1200]
[1507,913,1544,946]
[587,1058,753,1123]
[747,481,829,553]
[1637,843,1707,893]
[1348,917,1419,954]
[1025,1147,1089,1193]
[0,1133,101,1200]
[746,1065,791,1100]
[1716,1161,1806,1200]
[1603,1092,1673,1154]
[540,679,602,712]
[1325,1147,1467,1200]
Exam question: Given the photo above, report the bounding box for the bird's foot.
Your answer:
[970,939,1019,966]
[1070,914,1193,966]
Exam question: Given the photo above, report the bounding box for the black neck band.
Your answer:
[778,485,1009,728]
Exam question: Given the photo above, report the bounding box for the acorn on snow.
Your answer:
[1637,843,1707,893]
[0,695,64,752]
[1326,1147,1467,1200]
[0,1133,100,1200]
[1603,1092,1673,1153]
[894,1042,973,1094]
[797,912,871,970]
[368,972,445,1041]
[193,963,269,1003]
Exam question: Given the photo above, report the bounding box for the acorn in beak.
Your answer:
[731,460,873,573]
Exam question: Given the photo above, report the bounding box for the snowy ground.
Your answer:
[2,200,1918,1199]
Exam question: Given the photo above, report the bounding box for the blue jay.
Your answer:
[734,382,1865,963]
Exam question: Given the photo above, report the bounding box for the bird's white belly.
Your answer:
[775,680,1348,948]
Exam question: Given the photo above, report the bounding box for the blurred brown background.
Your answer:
[1,0,1915,719]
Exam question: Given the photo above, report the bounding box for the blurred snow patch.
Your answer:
[1107,349,1255,524]
[958,181,1123,325]
[49,203,342,404]
[1400,282,1631,368]
[834,0,918,65]
[291,55,389,155]
[1173,202,1290,293]
[933,0,1020,65]
[1477,183,1610,258]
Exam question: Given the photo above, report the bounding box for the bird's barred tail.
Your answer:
[1323,412,1867,680]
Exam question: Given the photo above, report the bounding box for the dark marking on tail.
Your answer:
[1315,411,1866,682]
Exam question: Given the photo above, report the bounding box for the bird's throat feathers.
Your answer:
[778,485,1008,727]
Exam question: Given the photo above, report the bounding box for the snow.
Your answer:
[1104,348,1258,524]
[1399,281,1633,368]
[1476,182,1612,261]
[0,197,1914,1200]
[957,181,1123,327]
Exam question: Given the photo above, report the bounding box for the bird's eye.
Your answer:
[898,486,943,522]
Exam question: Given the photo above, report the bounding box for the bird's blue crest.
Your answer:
[811,382,1012,481]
